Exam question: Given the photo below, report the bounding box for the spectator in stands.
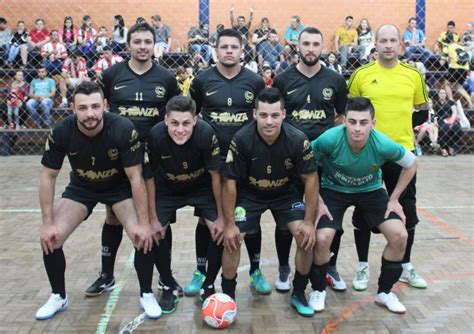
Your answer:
[230,5,254,41]
[27,19,50,56]
[58,16,78,53]
[441,32,472,109]
[6,71,29,129]
[435,20,460,55]
[462,22,474,63]
[188,23,212,65]
[261,66,273,87]
[135,17,146,24]
[0,17,12,65]
[59,50,89,108]
[26,65,55,128]
[252,17,272,52]
[284,15,304,53]
[151,15,171,59]
[210,24,225,64]
[335,15,366,69]
[95,26,110,52]
[325,51,343,74]
[403,17,433,66]
[257,29,284,72]
[369,47,378,61]
[357,18,374,60]
[41,30,68,75]
[434,88,464,156]
[78,15,97,65]
[95,45,123,77]
[111,15,128,53]
[414,100,439,155]
[6,21,28,68]
[176,66,194,96]
[190,48,208,75]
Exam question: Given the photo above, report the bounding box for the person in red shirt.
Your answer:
[94,46,123,78]
[41,30,68,75]
[28,19,50,52]
[261,66,273,87]
[59,50,89,108]
[6,71,29,129]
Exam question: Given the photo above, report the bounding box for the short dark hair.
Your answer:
[447,20,455,27]
[35,18,45,24]
[255,87,284,110]
[345,97,375,118]
[102,45,112,52]
[345,16,354,21]
[71,49,83,58]
[73,81,104,101]
[166,95,196,116]
[151,15,161,21]
[175,66,187,75]
[298,27,323,42]
[127,22,156,44]
[216,28,243,46]
[0,17,7,25]
[408,17,416,23]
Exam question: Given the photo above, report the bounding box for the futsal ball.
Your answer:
[201,293,237,329]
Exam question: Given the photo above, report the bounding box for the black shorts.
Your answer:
[317,188,401,231]
[234,192,306,234]
[156,185,217,225]
[447,68,468,85]
[62,182,132,217]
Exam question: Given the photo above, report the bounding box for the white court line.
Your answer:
[2,205,473,213]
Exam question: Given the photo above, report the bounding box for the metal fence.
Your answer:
[0,0,472,155]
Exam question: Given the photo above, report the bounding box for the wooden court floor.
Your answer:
[1,155,473,334]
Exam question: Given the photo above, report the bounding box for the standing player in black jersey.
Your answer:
[221,88,318,318]
[189,29,271,297]
[273,27,348,293]
[86,22,180,297]
[144,95,225,313]
[36,82,162,321]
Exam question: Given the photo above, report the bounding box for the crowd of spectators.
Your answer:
[0,12,473,156]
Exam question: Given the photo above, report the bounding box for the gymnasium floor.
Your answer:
[1,155,473,333]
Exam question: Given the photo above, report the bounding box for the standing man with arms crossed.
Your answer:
[189,29,269,298]
[348,24,429,291]
[86,22,180,297]
[36,81,160,320]
[273,27,348,292]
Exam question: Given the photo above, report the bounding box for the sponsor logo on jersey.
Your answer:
[108,148,119,160]
[118,106,159,118]
[244,91,254,103]
[292,109,327,121]
[130,129,139,142]
[206,90,218,96]
[165,168,205,182]
[287,88,298,95]
[234,206,247,222]
[155,85,166,98]
[284,158,293,169]
[210,112,248,123]
[69,151,79,156]
[291,201,305,211]
[76,168,119,181]
[322,88,334,100]
[371,164,379,172]
[249,176,289,189]
[114,85,127,90]
[161,155,172,159]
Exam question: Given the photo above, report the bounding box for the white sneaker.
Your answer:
[139,292,162,319]
[352,266,369,291]
[326,271,347,291]
[35,293,68,320]
[399,268,428,289]
[308,290,326,312]
[375,292,406,314]
[275,272,291,292]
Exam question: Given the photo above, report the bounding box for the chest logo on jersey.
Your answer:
[322,88,334,100]
[108,149,119,160]
[76,168,119,181]
[244,91,254,103]
[130,129,139,142]
[284,158,293,169]
[249,176,290,189]
[118,106,159,118]
[210,112,248,123]
[292,109,327,121]
[371,164,379,172]
[155,85,166,98]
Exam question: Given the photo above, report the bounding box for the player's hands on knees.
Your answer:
[223,225,241,253]
[150,218,165,245]
[211,217,225,245]
[40,225,59,255]
[296,222,316,251]
[385,199,406,224]
[134,224,153,254]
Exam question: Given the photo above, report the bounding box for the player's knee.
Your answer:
[315,231,332,250]
[390,228,408,253]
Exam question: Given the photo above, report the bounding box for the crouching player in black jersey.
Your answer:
[36,81,161,320]
[221,88,318,317]
[144,96,225,313]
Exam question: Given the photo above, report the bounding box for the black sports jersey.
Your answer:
[223,121,318,199]
[190,66,265,154]
[273,65,347,140]
[41,112,142,192]
[144,119,222,193]
[98,61,180,140]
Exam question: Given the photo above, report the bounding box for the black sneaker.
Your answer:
[199,284,216,303]
[158,276,184,297]
[159,286,179,314]
[85,272,115,297]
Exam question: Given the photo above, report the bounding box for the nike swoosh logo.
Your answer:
[287,89,298,95]
[161,155,172,159]
[251,157,258,160]
[114,85,127,90]
[69,152,79,156]
[206,91,218,96]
